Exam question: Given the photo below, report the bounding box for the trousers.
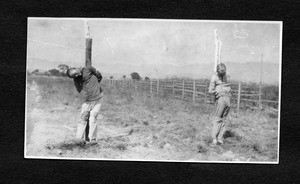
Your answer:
[211,96,230,141]
[76,98,102,141]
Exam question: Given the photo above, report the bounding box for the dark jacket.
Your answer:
[73,66,103,101]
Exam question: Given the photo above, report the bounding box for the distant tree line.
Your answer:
[130,72,150,81]
[27,69,150,81]
[27,68,67,77]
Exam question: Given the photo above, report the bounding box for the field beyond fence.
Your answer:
[105,78,279,112]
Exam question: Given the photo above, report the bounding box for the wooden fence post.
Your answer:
[172,80,174,95]
[237,82,241,111]
[204,82,207,103]
[150,80,152,93]
[157,80,159,94]
[182,80,185,99]
[140,81,142,90]
[259,54,263,111]
[258,83,262,111]
[193,80,196,103]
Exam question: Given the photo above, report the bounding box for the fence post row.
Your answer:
[107,78,277,111]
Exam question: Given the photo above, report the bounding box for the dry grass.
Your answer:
[26,76,278,162]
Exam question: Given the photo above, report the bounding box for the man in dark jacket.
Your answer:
[66,66,103,142]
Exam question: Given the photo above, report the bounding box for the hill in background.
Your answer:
[27,57,279,84]
[94,62,279,84]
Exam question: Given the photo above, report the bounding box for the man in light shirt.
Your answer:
[208,63,232,145]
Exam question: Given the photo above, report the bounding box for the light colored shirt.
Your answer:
[208,73,232,99]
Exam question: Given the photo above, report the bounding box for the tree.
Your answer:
[48,69,60,76]
[123,75,126,79]
[145,76,150,80]
[60,72,68,77]
[130,72,141,80]
[110,76,113,79]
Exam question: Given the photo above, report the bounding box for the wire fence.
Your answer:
[104,78,279,112]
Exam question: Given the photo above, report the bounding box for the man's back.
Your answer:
[74,66,103,101]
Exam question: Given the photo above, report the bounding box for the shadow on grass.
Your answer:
[223,129,243,141]
[46,136,130,152]
[46,140,89,151]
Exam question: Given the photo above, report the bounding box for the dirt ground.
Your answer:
[25,76,279,162]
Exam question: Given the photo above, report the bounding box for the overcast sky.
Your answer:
[27,18,281,70]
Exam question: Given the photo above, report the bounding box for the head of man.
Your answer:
[67,68,82,78]
[217,63,226,77]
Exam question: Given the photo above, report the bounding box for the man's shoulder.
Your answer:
[82,66,94,74]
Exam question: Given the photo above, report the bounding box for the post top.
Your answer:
[84,20,90,38]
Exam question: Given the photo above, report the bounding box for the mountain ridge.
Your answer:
[27,57,280,84]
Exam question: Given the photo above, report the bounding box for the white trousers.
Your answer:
[76,98,102,141]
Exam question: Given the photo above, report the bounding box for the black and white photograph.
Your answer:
[25,18,281,163]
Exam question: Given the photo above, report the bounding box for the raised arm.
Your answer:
[208,75,217,94]
[86,66,103,82]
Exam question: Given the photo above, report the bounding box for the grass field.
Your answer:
[25,75,279,162]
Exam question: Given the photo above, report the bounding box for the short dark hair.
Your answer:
[217,63,226,71]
